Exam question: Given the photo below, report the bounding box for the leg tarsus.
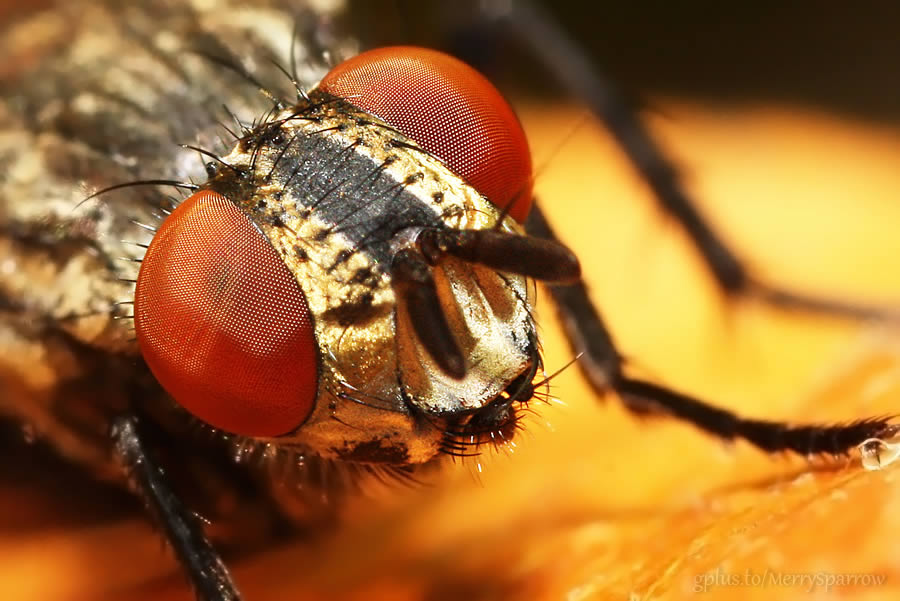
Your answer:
[750,279,900,321]
[111,413,242,601]
[614,375,897,456]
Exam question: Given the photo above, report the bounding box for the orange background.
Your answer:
[4,101,900,600]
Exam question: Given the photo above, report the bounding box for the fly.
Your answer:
[2,2,900,600]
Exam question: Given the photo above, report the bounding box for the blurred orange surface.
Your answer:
[4,101,900,600]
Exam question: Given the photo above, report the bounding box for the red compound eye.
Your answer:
[319,46,533,222]
[134,190,318,437]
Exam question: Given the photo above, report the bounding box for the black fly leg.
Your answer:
[501,0,900,452]
[501,0,898,321]
[526,205,899,456]
[111,414,241,601]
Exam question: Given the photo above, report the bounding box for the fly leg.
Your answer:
[526,205,898,456]
[501,0,898,321]
[111,414,241,601]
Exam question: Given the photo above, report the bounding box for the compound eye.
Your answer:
[134,190,318,437]
[319,46,533,222]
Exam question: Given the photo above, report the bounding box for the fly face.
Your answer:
[130,48,577,470]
